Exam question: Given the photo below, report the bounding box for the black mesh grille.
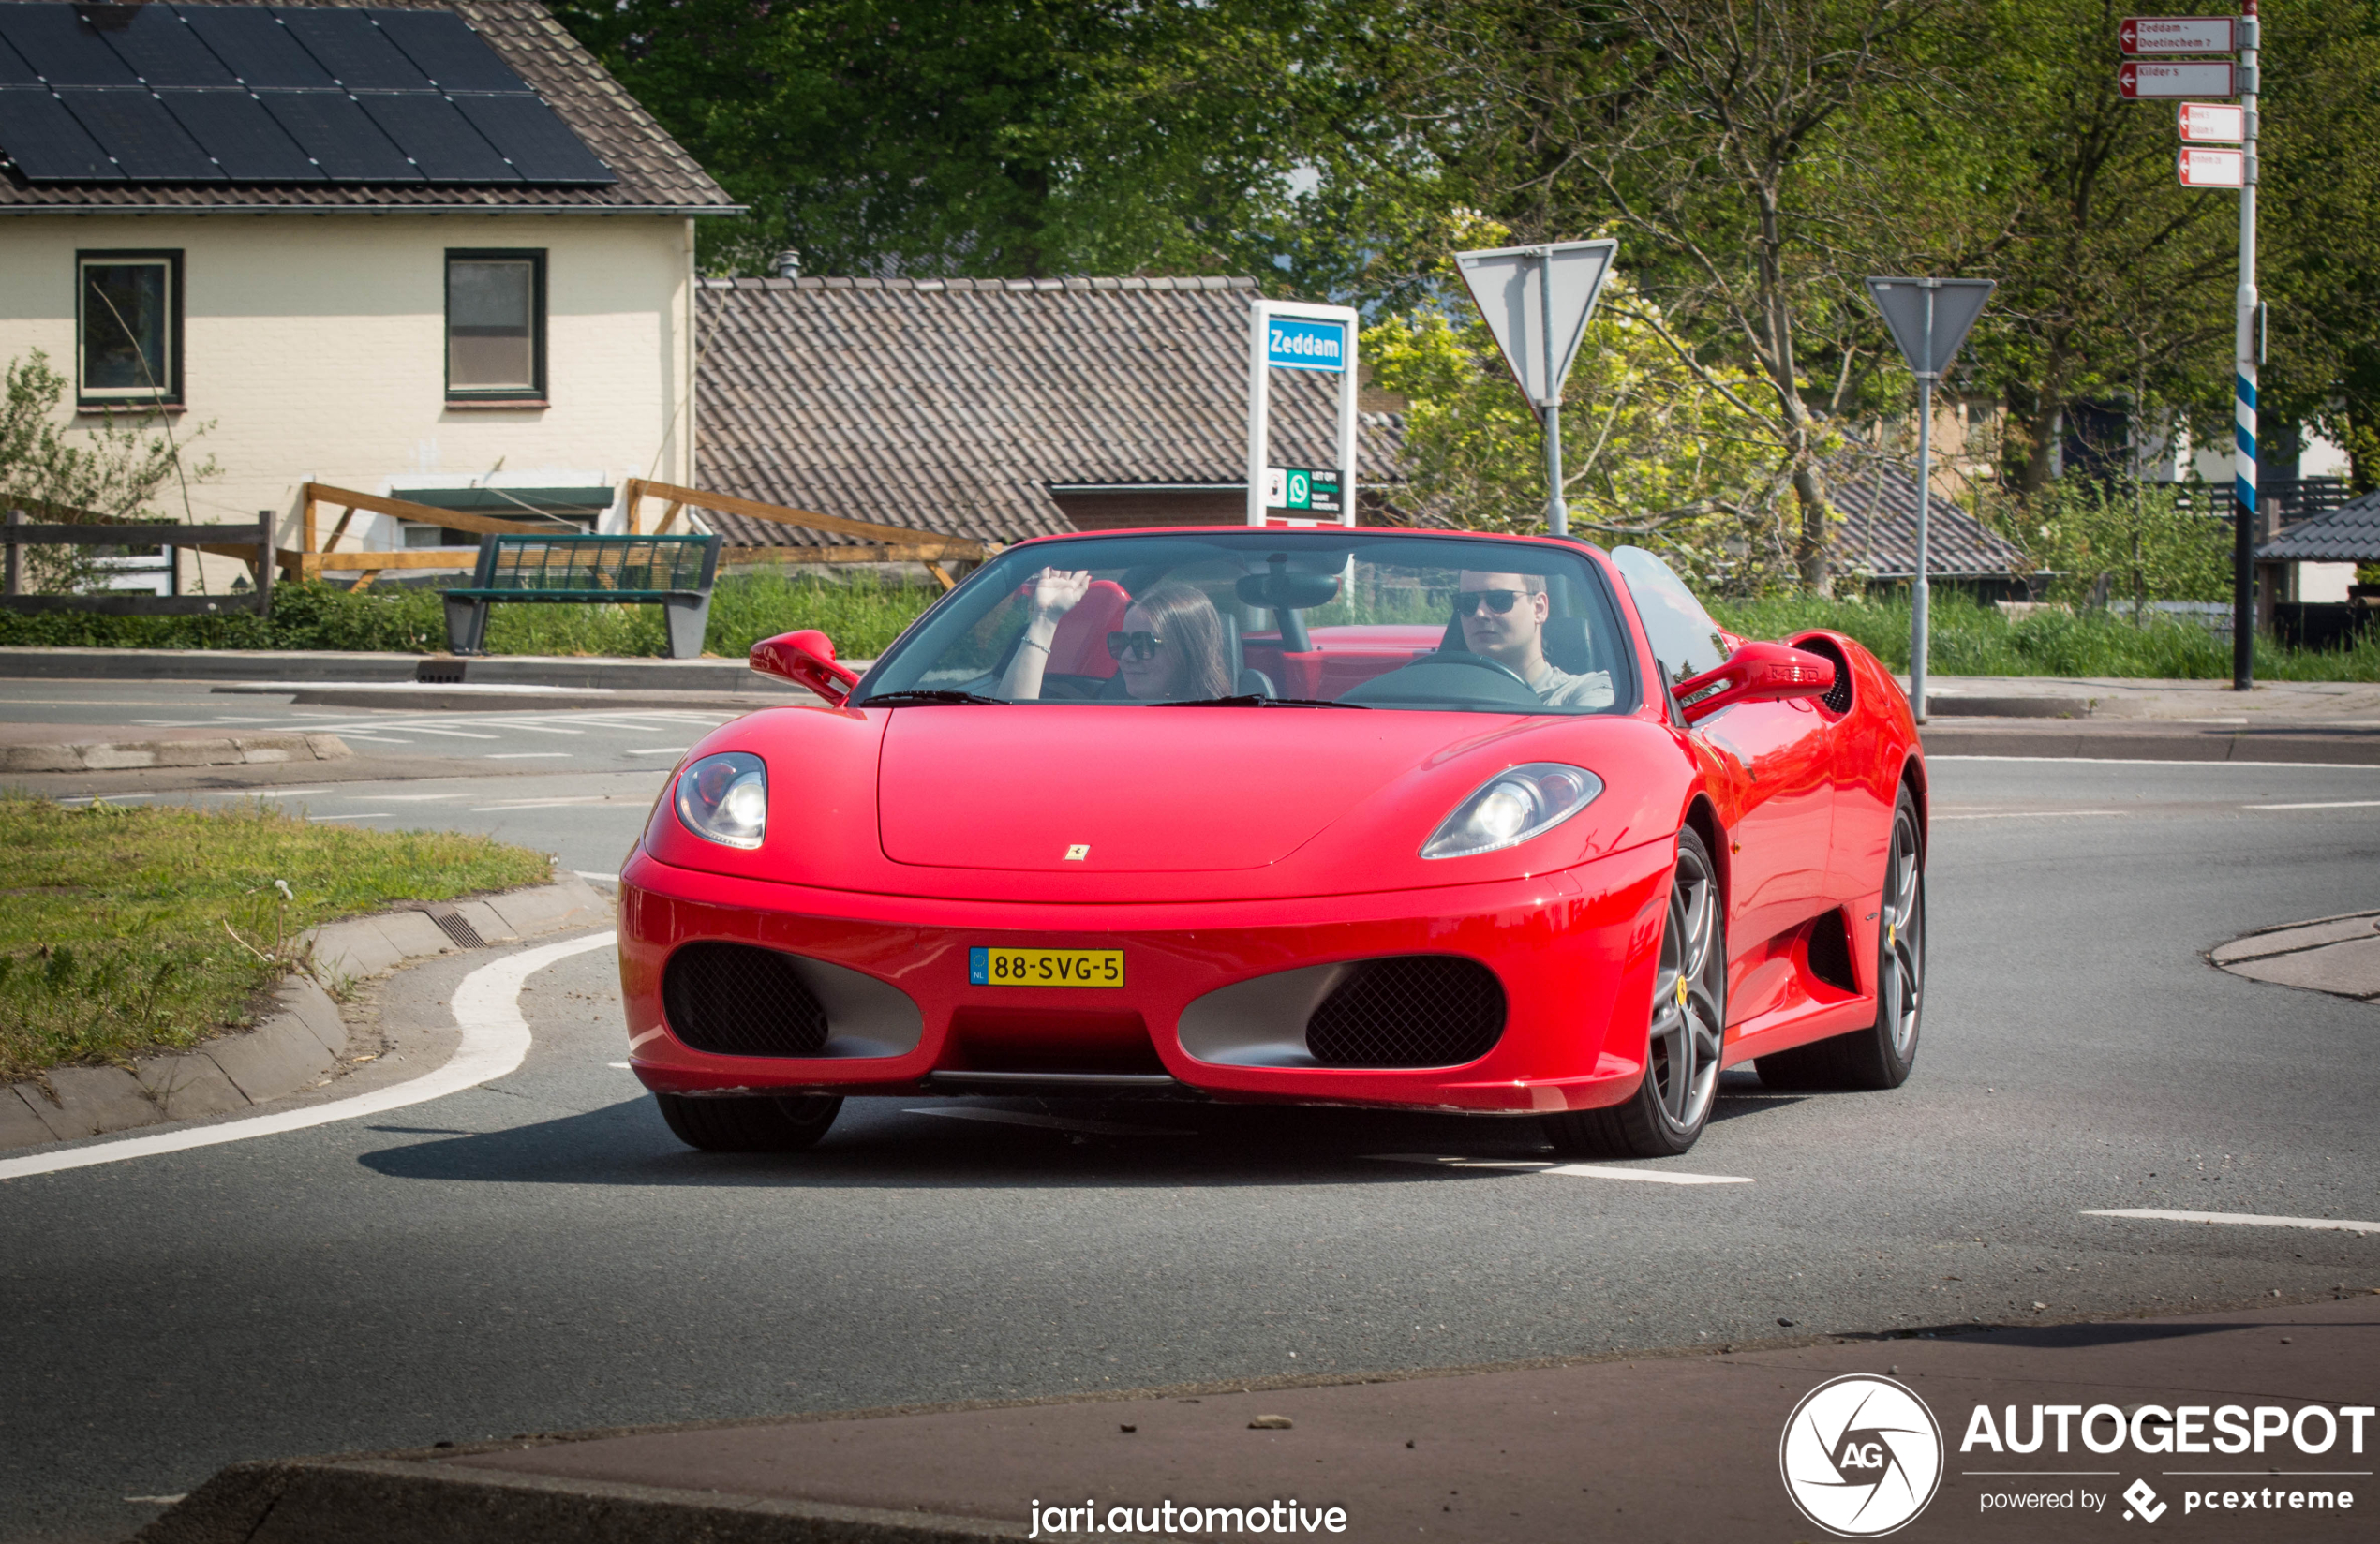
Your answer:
[662,942,829,1057]
[1306,957,1506,1068]
[1794,635,1855,714]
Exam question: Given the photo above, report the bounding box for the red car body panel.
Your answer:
[617,529,1924,1116]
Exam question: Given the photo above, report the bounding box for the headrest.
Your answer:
[1045,579,1132,676]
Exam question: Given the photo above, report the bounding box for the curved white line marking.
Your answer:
[0,931,617,1182]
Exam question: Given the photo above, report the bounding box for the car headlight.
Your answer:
[1421,763,1601,860]
[674,751,767,849]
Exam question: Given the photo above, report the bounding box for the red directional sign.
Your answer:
[2178,147,2246,188]
[2119,16,2237,54]
[2178,102,2246,142]
[2120,60,2236,98]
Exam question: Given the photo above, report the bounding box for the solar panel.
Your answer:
[359,90,513,181]
[0,5,613,187]
[96,5,235,87]
[58,84,221,179]
[257,86,415,180]
[0,82,118,176]
[452,93,611,185]
[160,87,320,180]
[0,2,139,84]
[370,8,528,94]
[175,5,333,88]
[0,33,37,85]
[272,7,426,90]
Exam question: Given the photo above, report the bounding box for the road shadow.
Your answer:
[354,1095,1785,1191]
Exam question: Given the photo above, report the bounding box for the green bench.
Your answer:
[443,533,723,660]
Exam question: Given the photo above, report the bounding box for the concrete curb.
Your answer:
[0,733,350,773]
[2210,909,2380,1001]
[0,873,606,1152]
[139,1459,1017,1544]
[1919,724,2380,765]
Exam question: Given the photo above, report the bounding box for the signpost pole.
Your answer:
[1912,286,1936,725]
[2231,3,2261,690]
[1539,249,1568,538]
[1246,303,1272,527]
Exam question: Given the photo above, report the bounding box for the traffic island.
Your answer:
[2213,911,2380,1002]
[139,1296,2380,1544]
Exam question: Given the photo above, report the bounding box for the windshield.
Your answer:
[856,531,1639,716]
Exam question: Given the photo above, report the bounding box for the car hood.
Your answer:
[879,706,1502,872]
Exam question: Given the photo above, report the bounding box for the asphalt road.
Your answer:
[3,751,2379,1543]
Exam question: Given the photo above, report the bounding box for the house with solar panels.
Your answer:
[0,0,736,590]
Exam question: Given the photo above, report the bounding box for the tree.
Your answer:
[0,351,216,593]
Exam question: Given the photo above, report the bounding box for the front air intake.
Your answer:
[1304,957,1506,1068]
[662,942,830,1057]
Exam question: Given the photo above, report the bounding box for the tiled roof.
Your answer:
[0,1,735,213]
[695,275,1388,546]
[1829,459,2032,579]
[2258,489,2380,562]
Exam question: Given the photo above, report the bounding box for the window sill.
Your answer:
[444,398,549,411]
[76,401,185,416]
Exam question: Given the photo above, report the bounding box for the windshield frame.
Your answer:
[848,528,1644,717]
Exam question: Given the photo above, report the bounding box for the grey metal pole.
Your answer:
[1911,284,1935,724]
[1540,249,1568,536]
[2232,3,2261,690]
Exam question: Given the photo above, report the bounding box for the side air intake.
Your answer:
[662,942,830,1057]
[1305,957,1506,1068]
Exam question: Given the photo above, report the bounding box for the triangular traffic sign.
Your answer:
[1864,276,1995,379]
[1455,239,1618,408]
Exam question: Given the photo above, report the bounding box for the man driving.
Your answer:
[1454,571,1614,708]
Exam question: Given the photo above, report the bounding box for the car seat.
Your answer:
[1434,612,1596,673]
[1044,580,1131,677]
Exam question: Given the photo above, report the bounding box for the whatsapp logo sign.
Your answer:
[1779,1374,1945,1537]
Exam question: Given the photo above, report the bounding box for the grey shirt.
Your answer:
[1527,661,1615,709]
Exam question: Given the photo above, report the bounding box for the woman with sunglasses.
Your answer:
[999,570,1233,702]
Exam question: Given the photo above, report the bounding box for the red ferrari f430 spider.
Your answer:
[618,527,1926,1158]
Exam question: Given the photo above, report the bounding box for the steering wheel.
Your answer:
[1420,649,1533,690]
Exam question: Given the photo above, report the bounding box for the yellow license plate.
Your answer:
[969,947,1124,988]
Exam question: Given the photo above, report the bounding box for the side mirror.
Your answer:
[751,629,859,706]
[1673,642,1836,725]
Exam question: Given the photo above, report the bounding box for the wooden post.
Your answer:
[324,505,359,552]
[303,489,318,556]
[350,570,382,591]
[624,478,644,535]
[656,500,684,534]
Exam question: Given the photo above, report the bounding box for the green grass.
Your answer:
[0,794,552,1083]
[0,570,946,661]
[1708,593,2380,682]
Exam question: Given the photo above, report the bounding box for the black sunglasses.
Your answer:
[1454,589,1525,616]
[1105,630,1166,661]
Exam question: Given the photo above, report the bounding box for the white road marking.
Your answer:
[627,747,689,755]
[485,752,571,760]
[2245,799,2380,810]
[202,788,332,798]
[376,794,462,802]
[608,1062,632,1069]
[469,796,625,811]
[475,722,584,735]
[1927,755,2380,770]
[2175,717,2249,724]
[573,870,621,883]
[1935,809,2130,822]
[907,1107,1195,1137]
[1369,1153,1753,1184]
[401,726,500,740]
[2084,1208,2380,1235]
[0,932,616,1181]
[333,735,413,744]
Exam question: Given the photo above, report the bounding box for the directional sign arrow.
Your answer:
[2120,19,2137,50]
[1453,239,1617,408]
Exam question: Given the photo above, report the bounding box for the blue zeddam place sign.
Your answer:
[1266,317,1347,373]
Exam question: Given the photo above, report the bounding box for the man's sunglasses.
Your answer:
[1453,589,1525,616]
[1105,631,1166,661]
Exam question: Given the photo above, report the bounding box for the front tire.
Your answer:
[655,1091,842,1152]
[1756,785,1925,1092]
[1543,826,1725,1159]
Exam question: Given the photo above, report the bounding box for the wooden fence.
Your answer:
[2,511,274,616]
[623,480,992,589]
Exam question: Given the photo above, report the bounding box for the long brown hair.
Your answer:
[1132,582,1233,700]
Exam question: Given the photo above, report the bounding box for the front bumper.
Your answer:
[618,839,1673,1114]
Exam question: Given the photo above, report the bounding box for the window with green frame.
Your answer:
[78,250,182,406]
[445,250,545,402]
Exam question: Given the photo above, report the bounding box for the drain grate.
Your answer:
[418,904,487,950]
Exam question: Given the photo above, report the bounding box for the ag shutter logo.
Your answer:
[1780,1374,1945,1537]
[2123,1478,2168,1523]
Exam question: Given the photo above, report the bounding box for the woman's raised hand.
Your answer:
[1027,568,1093,622]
